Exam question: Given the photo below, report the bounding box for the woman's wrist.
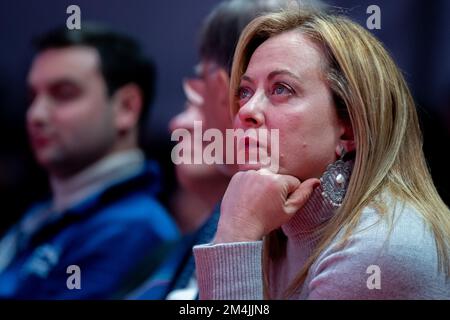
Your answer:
[213,226,263,244]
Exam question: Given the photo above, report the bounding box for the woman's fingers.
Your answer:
[284,178,320,215]
[214,169,322,244]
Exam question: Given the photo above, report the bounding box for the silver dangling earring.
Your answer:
[320,146,353,208]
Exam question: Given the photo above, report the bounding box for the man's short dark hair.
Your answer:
[199,0,324,74]
[34,24,155,126]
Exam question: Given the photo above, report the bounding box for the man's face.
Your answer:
[195,60,232,134]
[169,79,218,190]
[27,47,116,177]
[168,59,237,190]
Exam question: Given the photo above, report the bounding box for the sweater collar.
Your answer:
[281,184,336,237]
[50,149,145,213]
[281,159,354,238]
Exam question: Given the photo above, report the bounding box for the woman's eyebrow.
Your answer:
[241,69,302,84]
[240,74,255,84]
[268,69,302,83]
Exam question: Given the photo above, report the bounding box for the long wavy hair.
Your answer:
[229,10,450,298]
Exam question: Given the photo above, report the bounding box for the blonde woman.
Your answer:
[193,10,450,299]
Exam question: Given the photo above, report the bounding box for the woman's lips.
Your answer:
[245,136,258,148]
[239,136,263,149]
[237,136,271,165]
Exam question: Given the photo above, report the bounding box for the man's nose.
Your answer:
[236,92,265,129]
[27,95,51,128]
[169,105,203,133]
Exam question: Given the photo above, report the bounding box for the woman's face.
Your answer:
[234,30,346,180]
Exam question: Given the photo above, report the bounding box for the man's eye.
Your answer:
[49,84,82,102]
[27,89,37,106]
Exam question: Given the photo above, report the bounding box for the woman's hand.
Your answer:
[214,169,320,244]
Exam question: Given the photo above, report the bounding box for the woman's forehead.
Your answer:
[244,30,325,81]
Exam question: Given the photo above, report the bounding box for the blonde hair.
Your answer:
[229,10,450,298]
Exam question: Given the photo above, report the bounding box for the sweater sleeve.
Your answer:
[193,241,264,300]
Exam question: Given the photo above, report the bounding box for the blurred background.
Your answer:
[0,0,449,234]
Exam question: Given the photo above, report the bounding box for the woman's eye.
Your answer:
[272,83,292,96]
[237,86,253,101]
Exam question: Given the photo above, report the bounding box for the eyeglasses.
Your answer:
[193,62,219,81]
[182,78,204,106]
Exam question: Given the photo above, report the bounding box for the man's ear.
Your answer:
[112,83,143,133]
[337,117,355,156]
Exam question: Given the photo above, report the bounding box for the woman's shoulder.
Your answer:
[341,196,439,269]
[306,196,449,299]
[356,197,433,250]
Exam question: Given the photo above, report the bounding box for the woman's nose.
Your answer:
[237,93,265,129]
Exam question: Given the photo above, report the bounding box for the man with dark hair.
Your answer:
[0,25,179,299]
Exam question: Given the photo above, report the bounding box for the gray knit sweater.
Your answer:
[193,186,450,299]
